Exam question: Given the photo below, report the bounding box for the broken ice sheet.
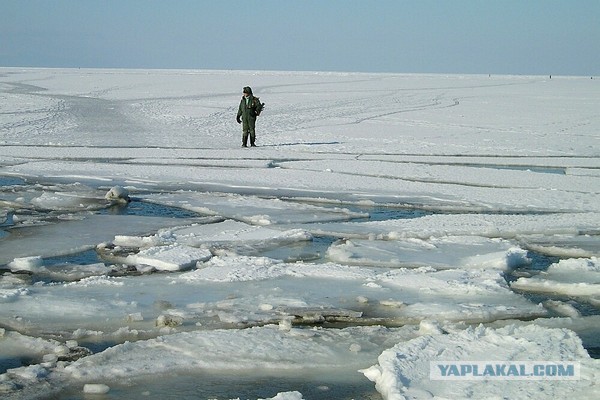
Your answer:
[180,254,546,325]
[0,253,545,341]
[302,212,600,241]
[360,324,599,399]
[113,243,213,272]
[57,325,419,386]
[2,182,108,212]
[141,192,368,224]
[0,329,82,372]
[511,257,600,302]
[326,235,530,270]
[110,219,312,253]
[6,256,111,282]
[517,233,600,258]
[0,214,202,264]
[99,219,313,272]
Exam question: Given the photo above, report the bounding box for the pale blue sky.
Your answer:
[2,0,599,75]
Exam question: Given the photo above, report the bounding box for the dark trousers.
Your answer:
[242,117,256,146]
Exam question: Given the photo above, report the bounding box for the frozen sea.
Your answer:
[1,68,599,399]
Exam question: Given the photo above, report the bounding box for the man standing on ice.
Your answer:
[236,86,263,147]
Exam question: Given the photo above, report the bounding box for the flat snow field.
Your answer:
[1,68,599,400]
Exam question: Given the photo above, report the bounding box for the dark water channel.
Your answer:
[348,205,432,221]
[0,176,26,186]
[53,371,382,400]
[102,199,202,218]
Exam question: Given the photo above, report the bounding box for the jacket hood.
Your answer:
[243,86,253,95]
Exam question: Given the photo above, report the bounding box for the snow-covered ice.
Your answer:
[511,257,600,301]
[326,236,530,270]
[1,68,599,399]
[361,324,600,399]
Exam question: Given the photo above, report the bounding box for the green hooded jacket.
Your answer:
[237,87,262,122]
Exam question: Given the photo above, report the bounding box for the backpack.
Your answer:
[254,97,265,116]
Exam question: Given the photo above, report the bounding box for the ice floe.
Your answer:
[511,257,600,302]
[326,236,530,270]
[142,191,368,224]
[361,324,600,399]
